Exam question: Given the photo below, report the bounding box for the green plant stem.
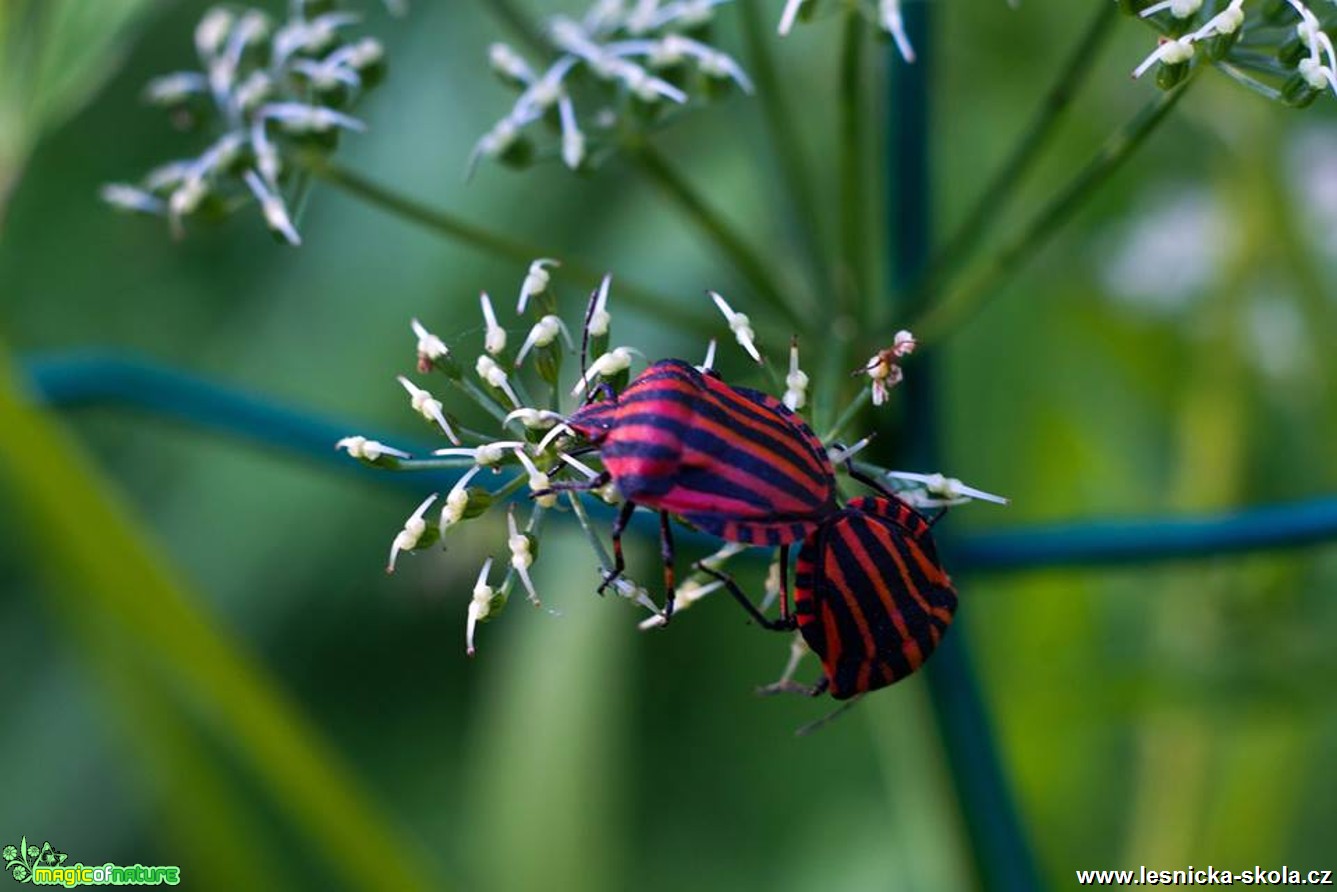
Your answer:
[480,0,549,56]
[626,143,806,331]
[738,0,832,298]
[822,386,872,443]
[303,157,721,340]
[911,78,1195,341]
[906,0,1117,315]
[838,11,870,316]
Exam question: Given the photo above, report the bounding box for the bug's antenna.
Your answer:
[795,695,863,737]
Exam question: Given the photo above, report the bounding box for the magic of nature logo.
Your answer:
[4,837,180,887]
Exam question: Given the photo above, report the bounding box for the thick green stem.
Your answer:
[627,143,805,331]
[838,12,870,315]
[304,158,720,339]
[738,0,832,298]
[906,0,1118,315]
[912,79,1194,341]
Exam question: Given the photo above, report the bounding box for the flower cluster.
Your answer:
[338,261,1006,662]
[100,2,391,244]
[1130,0,1336,106]
[474,0,753,174]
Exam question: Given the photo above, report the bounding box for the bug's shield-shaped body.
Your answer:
[795,496,957,699]
[567,359,837,546]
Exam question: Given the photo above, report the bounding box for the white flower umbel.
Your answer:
[508,507,541,605]
[697,338,718,372]
[1132,35,1196,80]
[637,578,725,629]
[475,355,522,407]
[517,258,561,313]
[504,408,567,432]
[708,291,762,362]
[466,557,498,656]
[513,315,574,367]
[475,1,750,173]
[398,375,462,444]
[777,0,807,35]
[784,338,809,411]
[104,3,386,243]
[569,346,639,396]
[387,493,438,573]
[607,575,664,618]
[887,471,1010,508]
[336,435,411,463]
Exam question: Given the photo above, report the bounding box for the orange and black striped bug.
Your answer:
[699,490,957,699]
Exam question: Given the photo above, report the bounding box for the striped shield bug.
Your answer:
[792,495,956,699]
[696,493,956,699]
[556,358,839,621]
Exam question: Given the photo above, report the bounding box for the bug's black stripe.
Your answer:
[866,513,957,630]
[841,516,940,665]
[706,383,832,484]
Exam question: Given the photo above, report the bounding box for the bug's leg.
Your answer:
[756,630,825,696]
[694,562,796,632]
[534,470,610,499]
[845,463,898,500]
[776,544,791,624]
[658,511,677,624]
[597,501,637,595]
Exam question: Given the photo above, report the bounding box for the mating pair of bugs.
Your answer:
[549,357,957,700]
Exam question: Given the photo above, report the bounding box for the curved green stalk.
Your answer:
[906,0,1118,316]
[912,78,1195,341]
[838,12,870,315]
[739,0,832,299]
[303,158,722,340]
[627,143,806,331]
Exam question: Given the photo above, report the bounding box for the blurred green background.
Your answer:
[2,1,1335,889]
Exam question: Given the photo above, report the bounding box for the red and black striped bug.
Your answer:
[698,493,957,699]
[556,358,840,622]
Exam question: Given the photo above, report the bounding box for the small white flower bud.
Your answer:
[1169,0,1203,18]
[517,259,560,314]
[709,291,762,362]
[466,557,497,655]
[490,42,534,82]
[588,274,612,337]
[480,292,507,355]
[569,346,637,397]
[504,408,565,430]
[513,449,556,508]
[784,339,808,411]
[411,319,449,361]
[101,184,165,216]
[387,493,437,573]
[439,466,483,534]
[195,7,235,59]
[336,435,411,463]
[397,375,461,443]
[475,355,521,407]
[508,507,540,605]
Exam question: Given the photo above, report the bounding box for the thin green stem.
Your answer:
[451,378,510,425]
[391,458,482,471]
[838,11,870,315]
[626,143,806,331]
[911,78,1195,341]
[480,0,549,56]
[566,492,614,573]
[905,0,1117,316]
[303,158,721,340]
[822,386,872,443]
[738,0,832,298]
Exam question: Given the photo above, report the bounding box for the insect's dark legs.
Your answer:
[537,470,610,498]
[694,562,795,632]
[777,544,791,624]
[597,500,637,594]
[658,511,677,623]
